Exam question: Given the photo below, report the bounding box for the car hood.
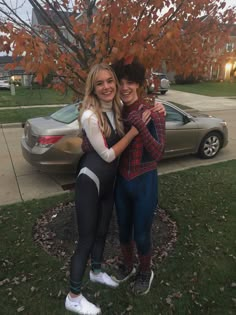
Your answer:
[191,112,224,122]
[26,116,79,136]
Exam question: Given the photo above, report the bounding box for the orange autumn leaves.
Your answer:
[0,0,235,96]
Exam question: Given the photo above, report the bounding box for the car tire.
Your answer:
[146,87,152,94]
[160,91,167,95]
[198,131,222,159]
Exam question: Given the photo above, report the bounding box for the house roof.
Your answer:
[182,14,236,37]
[33,8,78,26]
[0,56,22,65]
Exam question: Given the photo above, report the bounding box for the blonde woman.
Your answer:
[65,64,141,315]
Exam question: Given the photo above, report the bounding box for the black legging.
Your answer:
[70,173,114,294]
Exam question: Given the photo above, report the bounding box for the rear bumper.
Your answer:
[21,138,79,174]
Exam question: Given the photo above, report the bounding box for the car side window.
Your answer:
[165,105,184,122]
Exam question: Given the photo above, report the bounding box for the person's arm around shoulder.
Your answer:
[112,126,138,158]
[81,109,138,163]
[127,109,165,161]
[152,101,166,116]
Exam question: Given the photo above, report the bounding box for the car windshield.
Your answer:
[51,103,80,124]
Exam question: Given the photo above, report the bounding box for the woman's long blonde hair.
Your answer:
[79,63,124,137]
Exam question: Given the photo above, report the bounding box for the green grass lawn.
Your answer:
[171,81,236,97]
[0,87,74,107]
[0,107,63,124]
[0,161,235,315]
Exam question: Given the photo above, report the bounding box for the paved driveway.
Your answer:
[0,90,235,206]
[158,89,236,111]
[0,127,75,205]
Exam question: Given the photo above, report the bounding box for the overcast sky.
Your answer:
[5,0,236,23]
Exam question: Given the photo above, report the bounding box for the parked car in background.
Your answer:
[0,79,10,90]
[146,72,170,95]
[21,103,83,174]
[21,101,228,174]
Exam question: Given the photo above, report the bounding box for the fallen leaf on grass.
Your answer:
[17,306,25,312]
[31,286,36,292]
[172,292,183,298]
[21,276,27,282]
[205,224,214,233]
[94,291,100,298]
[0,278,10,286]
[166,297,172,305]
[126,305,133,312]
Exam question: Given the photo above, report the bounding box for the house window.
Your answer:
[226,42,234,52]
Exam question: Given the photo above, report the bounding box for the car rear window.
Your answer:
[152,72,168,80]
[158,74,167,79]
[51,103,80,124]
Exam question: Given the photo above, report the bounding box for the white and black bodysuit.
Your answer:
[70,103,120,294]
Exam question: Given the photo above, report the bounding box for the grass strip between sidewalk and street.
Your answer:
[0,107,63,124]
[0,160,235,315]
[0,102,191,125]
[171,81,236,97]
[0,87,74,107]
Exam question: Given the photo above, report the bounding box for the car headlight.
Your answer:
[220,121,227,127]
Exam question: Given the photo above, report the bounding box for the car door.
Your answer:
[164,104,200,158]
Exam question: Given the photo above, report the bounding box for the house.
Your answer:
[31,8,81,45]
[0,8,79,86]
[0,56,32,86]
[210,23,236,80]
[165,16,236,82]
[197,16,236,81]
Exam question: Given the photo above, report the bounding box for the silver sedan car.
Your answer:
[21,101,228,174]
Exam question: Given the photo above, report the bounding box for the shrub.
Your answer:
[175,74,200,84]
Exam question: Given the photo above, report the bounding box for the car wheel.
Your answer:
[160,91,167,95]
[146,87,152,94]
[198,131,222,159]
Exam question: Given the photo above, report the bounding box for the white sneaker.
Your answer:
[65,294,101,315]
[90,271,119,288]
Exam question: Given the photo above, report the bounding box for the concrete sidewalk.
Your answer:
[0,126,77,206]
[0,90,235,206]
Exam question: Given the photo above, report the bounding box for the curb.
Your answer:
[0,122,25,129]
[0,104,66,110]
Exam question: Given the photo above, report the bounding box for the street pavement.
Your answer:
[0,90,235,206]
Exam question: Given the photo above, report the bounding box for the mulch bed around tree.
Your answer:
[33,202,177,267]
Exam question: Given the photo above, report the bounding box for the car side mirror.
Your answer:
[183,115,191,124]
